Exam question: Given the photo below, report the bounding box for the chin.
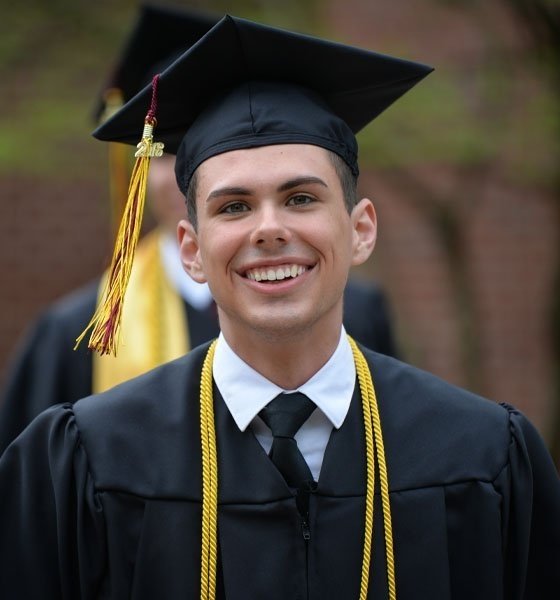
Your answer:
[246,308,327,342]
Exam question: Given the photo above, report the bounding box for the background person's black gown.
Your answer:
[0,279,397,454]
[0,344,558,599]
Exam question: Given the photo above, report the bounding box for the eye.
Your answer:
[287,194,314,207]
[221,201,250,214]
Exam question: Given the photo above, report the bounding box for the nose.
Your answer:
[249,204,291,247]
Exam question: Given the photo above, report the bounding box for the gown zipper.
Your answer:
[297,481,317,599]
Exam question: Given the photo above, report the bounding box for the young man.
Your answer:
[0,7,397,455]
[0,15,558,599]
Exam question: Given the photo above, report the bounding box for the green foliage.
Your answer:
[357,74,498,169]
[199,0,323,29]
[357,61,558,188]
[0,1,133,179]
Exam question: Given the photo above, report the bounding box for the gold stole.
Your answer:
[92,229,189,393]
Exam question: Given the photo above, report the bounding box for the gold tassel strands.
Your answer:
[75,75,164,356]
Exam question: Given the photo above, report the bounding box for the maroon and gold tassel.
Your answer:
[75,75,164,356]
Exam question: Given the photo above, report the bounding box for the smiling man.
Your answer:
[181,144,376,386]
[0,15,559,600]
[0,4,398,457]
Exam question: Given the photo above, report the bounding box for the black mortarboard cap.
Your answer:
[94,15,433,192]
[93,3,217,123]
[82,15,433,357]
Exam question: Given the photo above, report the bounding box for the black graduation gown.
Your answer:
[0,344,558,599]
[0,280,396,454]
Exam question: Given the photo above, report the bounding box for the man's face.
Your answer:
[178,144,376,346]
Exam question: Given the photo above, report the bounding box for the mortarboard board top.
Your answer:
[94,15,433,190]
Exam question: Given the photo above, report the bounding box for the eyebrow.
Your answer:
[207,187,252,202]
[206,176,329,202]
[277,176,328,192]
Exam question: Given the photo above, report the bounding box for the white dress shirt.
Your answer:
[213,329,356,481]
[159,233,214,310]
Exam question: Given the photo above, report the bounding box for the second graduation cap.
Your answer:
[94,4,218,123]
[94,4,218,233]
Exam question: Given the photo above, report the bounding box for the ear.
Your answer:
[350,198,377,266]
[177,219,207,283]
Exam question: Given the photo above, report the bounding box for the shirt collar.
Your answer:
[213,328,356,432]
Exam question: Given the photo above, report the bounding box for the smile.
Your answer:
[245,264,308,282]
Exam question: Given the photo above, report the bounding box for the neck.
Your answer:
[220,316,342,389]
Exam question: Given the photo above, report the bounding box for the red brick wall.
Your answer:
[0,176,110,374]
[358,168,558,441]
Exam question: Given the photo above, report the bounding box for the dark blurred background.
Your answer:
[1,0,559,461]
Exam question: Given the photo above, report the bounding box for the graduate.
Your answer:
[0,6,397,455]
[1,15,558,600]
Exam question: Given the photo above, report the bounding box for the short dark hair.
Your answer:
[185,168,199,228]
[183,148,358,229]
[327,151,358,214]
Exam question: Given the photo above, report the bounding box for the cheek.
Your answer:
[320,215,353,257]
[197,225,237,271]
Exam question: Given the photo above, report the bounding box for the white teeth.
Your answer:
[246,264,308,281]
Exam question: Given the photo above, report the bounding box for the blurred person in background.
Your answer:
[0,4,398,456]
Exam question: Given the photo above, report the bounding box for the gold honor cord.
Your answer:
[200,341,219,600]
[349,336,396,600]
[198,337,396,599]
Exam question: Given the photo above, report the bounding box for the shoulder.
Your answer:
[360,347,513,489]
[8,281,99,354]
[365,347,503,419]
[343,279,399,355]
[75,342,208,416]
[17,281,100,350]
[40,280,99,328]
[343,278,386,307]
[71,343,212,498]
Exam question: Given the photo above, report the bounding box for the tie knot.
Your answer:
[259,392,316,438]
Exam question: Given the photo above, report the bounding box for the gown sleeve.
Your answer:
[0,403,106,599]
[501,403,560,599]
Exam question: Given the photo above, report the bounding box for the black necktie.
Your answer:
[259,392,316,488]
